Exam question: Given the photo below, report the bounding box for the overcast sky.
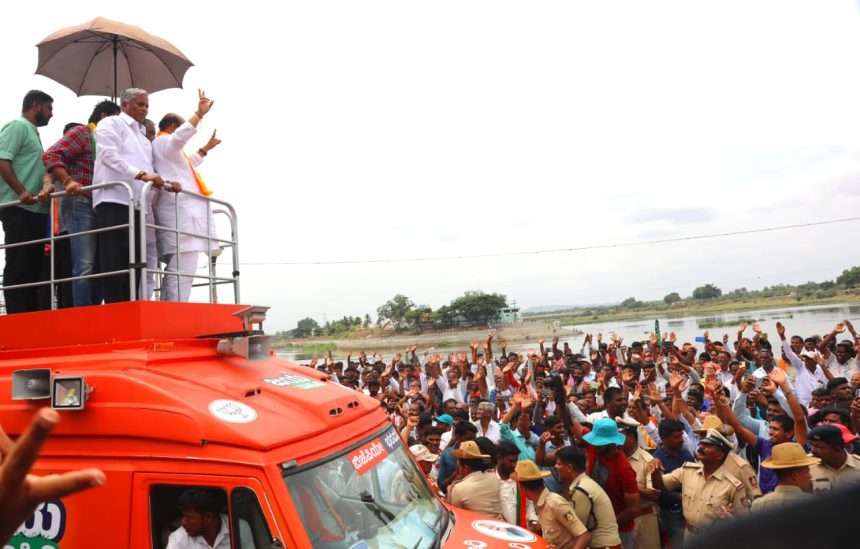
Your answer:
[2,1,860,331]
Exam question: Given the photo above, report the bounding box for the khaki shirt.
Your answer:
[661,462,745,530]
[536,489,588,549]
[724,452,762,503]
[569,473,621,548]
[809,452,860,495]
[448,470,502,519]
[750,485,814,513]
[628,448,658,513]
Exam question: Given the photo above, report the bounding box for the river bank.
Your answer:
[529,294,858,327]
[275,294,860,357]
[275,320,581,354]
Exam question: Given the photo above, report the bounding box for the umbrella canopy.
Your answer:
[36,16,193,99]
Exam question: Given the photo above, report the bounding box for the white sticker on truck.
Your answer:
[262,373,325,390]
[470,520,537,543]
[208,400,258,423]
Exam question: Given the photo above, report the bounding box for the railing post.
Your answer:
[229,204,240,304]
[207,199,214,303]
[173,188,179,301]
[138,181,155,301]
[49,194,57,310]
[129,189,140,301]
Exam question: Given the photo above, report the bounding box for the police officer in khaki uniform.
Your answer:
[649,429,747,539]
[448,440,502,518]
[554,445,621,549]
[516,460,591,549]
[618,418,659,549]
[693,415,761,505]
[808,424,860,495]
[750,442,819,512]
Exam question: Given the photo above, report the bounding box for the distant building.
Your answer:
[497,306,520,324]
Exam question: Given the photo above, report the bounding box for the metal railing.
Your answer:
[0,180,240,312]
[139,181,240,304]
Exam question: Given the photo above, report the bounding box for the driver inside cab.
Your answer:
[167,488,255,549]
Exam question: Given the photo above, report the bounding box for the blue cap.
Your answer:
[434,414,453,425]
[582,418,626,447]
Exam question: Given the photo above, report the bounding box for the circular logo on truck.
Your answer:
[208,400,257,423]
[471,520,537,542]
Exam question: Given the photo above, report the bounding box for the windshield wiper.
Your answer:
[412,537,423,549]
[433,508,450,549]
[359,490,397,522]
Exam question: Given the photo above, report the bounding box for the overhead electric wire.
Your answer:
[242,216,860,267]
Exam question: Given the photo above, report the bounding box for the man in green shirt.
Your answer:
[0,90,54,313]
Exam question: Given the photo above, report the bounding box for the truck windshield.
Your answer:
[282,427,446,548]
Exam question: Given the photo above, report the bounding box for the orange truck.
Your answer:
[0,301,547,548]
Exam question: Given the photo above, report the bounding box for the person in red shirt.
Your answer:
[581,418,641,549]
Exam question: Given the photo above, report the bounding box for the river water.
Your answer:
[561,302,860,348]
[277,302,860,362]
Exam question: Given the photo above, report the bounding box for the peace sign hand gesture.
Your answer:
[0,409,105,542]
[196,89,214,117]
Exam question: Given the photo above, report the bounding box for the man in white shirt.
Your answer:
[438,367,467,404]
[714,350,737,386]
[153,90,220,302]
[474,401,501,444]
[167,488,254,549]
[825,343,859,380]
[496,441,538,530]
[777,322,830,407]
[434,414,454,451]
[93,88,179,303]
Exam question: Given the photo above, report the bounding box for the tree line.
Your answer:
[568,265,860,316]
[285,291,509,338]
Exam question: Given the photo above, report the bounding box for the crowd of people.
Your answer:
[0,88,221,313]
[3,317,859,546]
[306,320,860,548]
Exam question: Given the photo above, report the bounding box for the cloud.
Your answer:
[436,232,463,244]
[627,207,717,225]
[826,171,860,197]
[511,219,533,230]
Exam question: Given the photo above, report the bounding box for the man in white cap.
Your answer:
[410,444,439,475]
[750,442,819,512]
[517,459,591,549]
[410,444,440,493]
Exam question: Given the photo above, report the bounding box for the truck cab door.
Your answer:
[131,472,288,549]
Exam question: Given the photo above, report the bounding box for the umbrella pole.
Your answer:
[112,34,118,101]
